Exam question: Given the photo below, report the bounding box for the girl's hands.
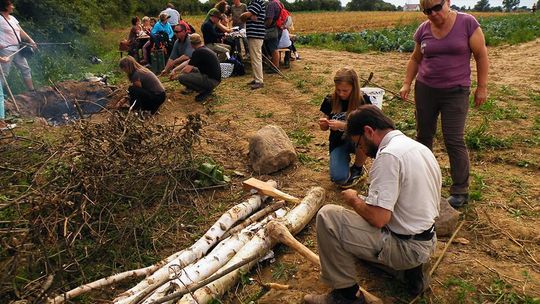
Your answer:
[318,117,329,131]
[328,119,346,131]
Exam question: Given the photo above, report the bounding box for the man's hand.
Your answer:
[341,189,361,208]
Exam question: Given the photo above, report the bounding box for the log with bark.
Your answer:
[172,186,326,304]
[48,181,277,304]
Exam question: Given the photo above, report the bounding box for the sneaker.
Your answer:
[296,54,302,60]
[448,193,468,209]
[247,80,257,85]
[339,165,366,189]
[404,263,430,296]
[250,82,264,90]
[304,290,365,304]
[195,91,212,102]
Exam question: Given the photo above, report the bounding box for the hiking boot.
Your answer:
[339,165,366,189]
[250,82,264,90]
[304,290,365,304]
[448,193,468,209]
[195,91,212,102]
[404,263,430,296]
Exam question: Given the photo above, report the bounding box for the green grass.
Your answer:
[288,128,314,147]
[271,262,297,280]
[444,277,477,303]
[297,13,540,53]
[465,120,512,150]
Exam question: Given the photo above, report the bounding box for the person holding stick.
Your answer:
[0,0,37,91]
[399,0,489,208]
[306,105,441,304]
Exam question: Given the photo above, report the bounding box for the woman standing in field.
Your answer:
[319,67,369,188]
[399,0,489,208]
[119,56,166,114]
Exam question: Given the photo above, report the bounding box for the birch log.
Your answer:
[139,209,288,304]
[48,182,276,304]
[113,183,277,304]
[176,186,325,304]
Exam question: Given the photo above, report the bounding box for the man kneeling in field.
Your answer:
[305,105,441,304]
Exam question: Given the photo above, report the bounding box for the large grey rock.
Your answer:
[249,125,297,174]
[435,197,461,237]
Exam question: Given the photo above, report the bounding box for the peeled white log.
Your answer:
[177,187,325,304]
[111,181,276,304]
[141,208,288,304]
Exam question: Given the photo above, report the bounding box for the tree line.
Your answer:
[14,0,538,42]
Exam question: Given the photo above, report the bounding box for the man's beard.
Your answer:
[365,140,379,159]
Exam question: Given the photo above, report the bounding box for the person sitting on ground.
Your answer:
[319,67,369,188]
[160,23,194,77]
[177,34,221,102]
[161,2,181,27]
[119,56,166,114]
[201,8,231,61]
[305,105,441,304]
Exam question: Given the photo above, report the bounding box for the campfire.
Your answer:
[5,80,118,125]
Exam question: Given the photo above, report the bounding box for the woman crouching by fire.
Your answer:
[119,56,166,114]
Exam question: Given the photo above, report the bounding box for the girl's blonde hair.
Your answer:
[119,56,150,79]
[331,67,364,114]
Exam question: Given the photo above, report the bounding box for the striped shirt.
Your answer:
[246,0,266,39]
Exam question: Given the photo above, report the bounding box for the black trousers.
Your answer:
[128,86,166,114]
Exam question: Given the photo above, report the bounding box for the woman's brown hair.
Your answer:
[119,56,150,79]
[331,67,364,114]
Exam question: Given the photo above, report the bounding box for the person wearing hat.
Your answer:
[151,12,174,42]
[160,3,181,26]
[201,8,231,61]
[177,34,221,102]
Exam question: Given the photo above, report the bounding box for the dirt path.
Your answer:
[155,39,539,303]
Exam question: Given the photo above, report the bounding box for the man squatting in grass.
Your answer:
[305,105,441,304]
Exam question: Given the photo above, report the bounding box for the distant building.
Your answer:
[403,3,420,11]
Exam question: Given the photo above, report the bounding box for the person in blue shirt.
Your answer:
[151,12,174,42]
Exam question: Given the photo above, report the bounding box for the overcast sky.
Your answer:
[339,0,537,8]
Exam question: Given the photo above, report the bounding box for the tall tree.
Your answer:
[502,0,520,11]
[474,0,490,11]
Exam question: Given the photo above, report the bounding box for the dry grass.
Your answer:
[184,11,507,34]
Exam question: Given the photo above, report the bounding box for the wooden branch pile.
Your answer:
[48,182,326,304]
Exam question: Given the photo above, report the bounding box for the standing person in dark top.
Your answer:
[201,8,231,61]
[263,0,281,69]
[319,67,370,188]
[240,0,266,89]
[178,34,221,102]
[119,56,166,114]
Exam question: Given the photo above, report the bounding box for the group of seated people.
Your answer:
[119,0,301,112]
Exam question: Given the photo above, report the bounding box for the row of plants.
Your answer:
[297,12,540,53]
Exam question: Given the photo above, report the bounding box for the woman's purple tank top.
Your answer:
[414,12,480,89]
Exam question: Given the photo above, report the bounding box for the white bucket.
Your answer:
[361,87,385,109]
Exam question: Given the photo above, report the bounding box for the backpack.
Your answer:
[274,0,292,30]
[225,56,245,76]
